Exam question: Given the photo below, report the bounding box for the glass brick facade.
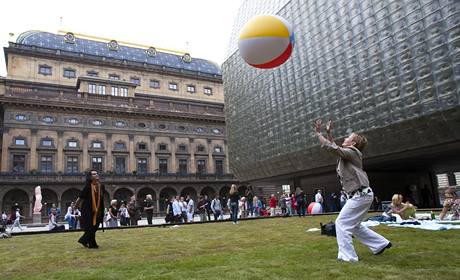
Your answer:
[223,0,460,182]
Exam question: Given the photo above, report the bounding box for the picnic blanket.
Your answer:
[361,220,460,231]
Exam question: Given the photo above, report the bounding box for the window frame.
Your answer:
[88,83,97,94]
[39,154,54,173]
[63,68,76,78]
[38,65,52,76]
[168,82,178,91]
[187,85,196,93]
[149,79,160,89]
[66,155,79,173]
[204,87,213,95]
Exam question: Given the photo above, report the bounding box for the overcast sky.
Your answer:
[0,0,245,76]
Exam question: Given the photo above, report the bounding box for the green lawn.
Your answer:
[1,216,459,280]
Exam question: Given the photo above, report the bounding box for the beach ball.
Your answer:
[308,202,322,214]
[238,15,295,69]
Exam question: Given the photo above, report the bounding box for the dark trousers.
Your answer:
[298,205,306,217]
[79,225,99,247]
[146,212,153,225]
[230,202,238,223]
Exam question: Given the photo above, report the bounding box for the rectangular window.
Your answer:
[215,160,224,175]
[204,87,213,95]
[159,144,167,151]
[12,155,26,173]
[115,142,126,150]
[92,142,102,149]
[168,83,178,91]
[111,86,119,96]
[87,71,98,77]
[159,159,168,175]
[63,69,76,78]
[187,85,195,93]
[91,156,103,172]
[39,65,52,75]
[197,159,206,175]
[68,141,77,148]
[120,87,128,97]
[40,155,53,173]
[88,84,97,94]
[42,140,53,147]
[109,74,120,80]
[138,143,147,150]
[15,139,25,146]
[98,85,106,95]
[137,158,147,174]
[130,77,140,85]
[149,80,160,88]
[115,157,126,174]
[66,156,79,173]
[179,159,187,175]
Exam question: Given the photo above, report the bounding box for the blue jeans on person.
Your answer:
[247,201,254,216]
[298,204,306,217]
[66,217,75,230]
[287,205,292,216]
[230,202,238,223]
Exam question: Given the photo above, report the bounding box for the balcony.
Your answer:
[0,172,238,184]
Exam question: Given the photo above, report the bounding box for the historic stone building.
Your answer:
[0,30,238,220]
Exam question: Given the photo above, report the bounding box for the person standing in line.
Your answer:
[314,119,391,262]
[295,188,306,217]
[228,184,240,224]
[75,170,105,249]
[1,211,7,227]
[143,194,154,225]
[107,200,119,227]
[204,195,212,221]
[245,186,254,217]
[253,196,260,217]
[11,207,24,232]
[127,195,140,226]
[186,195,195,223]
[279,193,287,216]
[239,197,248,219]
[172,196,182,224]
[197,196,207,222]
[119,202,130,226]
[211,195,223,220]
[285,193,293,216]
[315,190,324,213]
[269,194,277,216]
[179,196,187,223]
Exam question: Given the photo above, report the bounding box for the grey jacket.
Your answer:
[321,140,369,193]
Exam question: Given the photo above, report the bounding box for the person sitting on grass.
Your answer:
[439,188,460,221]
[389,194,416,220]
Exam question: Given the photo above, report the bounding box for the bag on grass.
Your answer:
[320,221,336,237]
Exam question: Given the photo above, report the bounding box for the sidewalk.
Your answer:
[9,214,233,233]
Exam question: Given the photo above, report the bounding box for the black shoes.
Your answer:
[375,242,392,255]
[78,238,89,248]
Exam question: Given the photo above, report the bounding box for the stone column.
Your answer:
[0,128,9,172]
[189,138,196,173]
[224,140,230,174]
[129,134,135,172]
[156,199,160,213]
[56,131,64,173]
[169,137,176,173]
[149,136,157,173]
[30,129,38,171]
[207,139,213,174]
[82,132,89,171]
[106,133,112,172]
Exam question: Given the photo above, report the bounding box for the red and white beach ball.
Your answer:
[238,15,295,69]
[308,202,322,214]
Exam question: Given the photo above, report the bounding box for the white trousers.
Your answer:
[335,191,389,262]
[187,212,194,223]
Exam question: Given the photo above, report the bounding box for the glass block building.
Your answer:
[223,0,460,205]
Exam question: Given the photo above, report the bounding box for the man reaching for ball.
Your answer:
[314,119,391,262]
